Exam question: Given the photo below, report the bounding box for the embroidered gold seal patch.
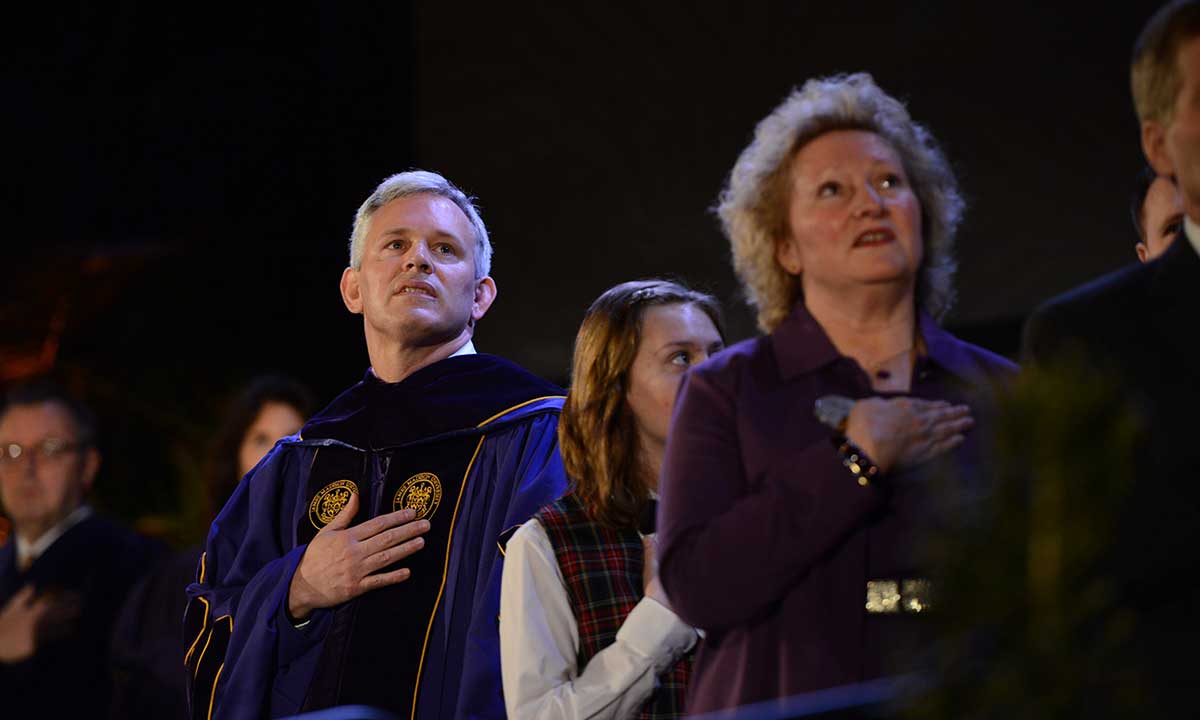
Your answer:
[308,479,358,529]
[393,472,443,520]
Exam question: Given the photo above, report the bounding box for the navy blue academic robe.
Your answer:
[185,355,567,719]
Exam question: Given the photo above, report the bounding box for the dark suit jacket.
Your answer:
[1022,233,1200,537]
[1022,233,1200,708]
[0,512,153,719]
[109,546,203,719]
[1023,231,1200,388]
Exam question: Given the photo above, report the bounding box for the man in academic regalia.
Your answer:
[185,171,568,719]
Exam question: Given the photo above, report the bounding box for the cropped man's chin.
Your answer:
[392,322,467,348]
[377,310,440,332]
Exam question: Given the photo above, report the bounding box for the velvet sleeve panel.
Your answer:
[184,444,331,720]
[657,357,883,633]
[430,410,570,720]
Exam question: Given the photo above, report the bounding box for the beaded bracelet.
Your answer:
[834,437,880,487]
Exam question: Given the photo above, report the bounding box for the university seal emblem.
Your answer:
[308,479,358,530]
[393,472,443,520]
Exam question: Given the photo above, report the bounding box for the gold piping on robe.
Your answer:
[410,435,486,720]
[184,552,209,666]
[476,395,565,428]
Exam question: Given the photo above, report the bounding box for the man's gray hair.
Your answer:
[348,170,492,278]
[716,73,964,333]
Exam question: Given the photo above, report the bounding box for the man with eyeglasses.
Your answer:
[0,381,151,718]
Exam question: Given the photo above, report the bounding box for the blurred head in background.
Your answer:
[1131,166,1184,261]
[1135,0,1200,224]
[206,375,315,516]
[0,382,100,544]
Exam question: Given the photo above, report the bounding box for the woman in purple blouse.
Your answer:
[657,73,1018,713]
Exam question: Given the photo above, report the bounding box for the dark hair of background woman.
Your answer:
[205,374,315,515]
[558,279,724,530]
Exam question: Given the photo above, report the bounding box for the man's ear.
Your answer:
[80,447,100,494]
[1143,120,1175,178]
[471,277,498,325]
[1136,241,1150,263]
[340,267,363,314]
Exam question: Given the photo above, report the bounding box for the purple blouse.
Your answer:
[657,303,1017,714]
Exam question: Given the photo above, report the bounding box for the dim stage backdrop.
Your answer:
[2,0,1163,536]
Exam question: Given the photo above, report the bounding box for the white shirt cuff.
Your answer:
[615,596,698,673]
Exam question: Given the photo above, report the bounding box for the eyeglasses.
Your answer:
[0,438,84,466]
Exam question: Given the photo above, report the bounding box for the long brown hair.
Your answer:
[559,279,724,529]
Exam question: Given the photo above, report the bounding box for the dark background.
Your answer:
[1,1,1164,541]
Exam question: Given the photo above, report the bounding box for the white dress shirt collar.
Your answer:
[450,339,477,358]
[366,340,477,382]
[1183,215,1200,257]
[15,504,92,571]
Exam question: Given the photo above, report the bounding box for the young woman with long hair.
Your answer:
[500,279,724,720]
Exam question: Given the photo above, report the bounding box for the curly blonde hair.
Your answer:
[717,73,964,332]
